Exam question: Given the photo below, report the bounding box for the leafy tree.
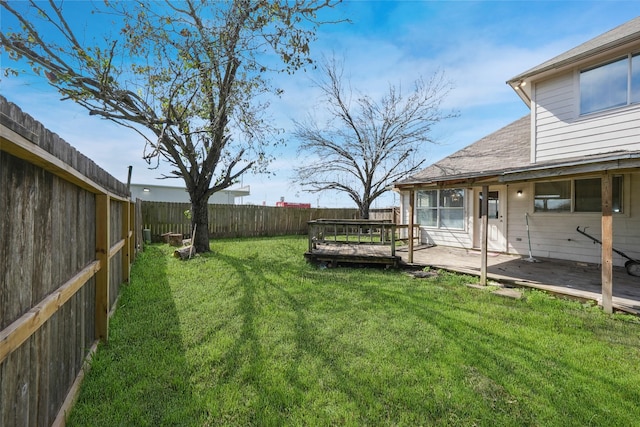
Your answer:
[1,0,338,252]
[293,57,456,218]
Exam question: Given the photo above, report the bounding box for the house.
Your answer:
[130,183,250,204]
[394,17,640,312]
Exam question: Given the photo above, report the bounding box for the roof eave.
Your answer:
[396,152,640,190]
[394,171,505,190]
[508,32,640,107]
[508,81,532,107]
[508,33,640,85]
[501,152,640,182]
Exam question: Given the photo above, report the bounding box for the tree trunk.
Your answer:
[359,201,371,219]
[191,197,210,253]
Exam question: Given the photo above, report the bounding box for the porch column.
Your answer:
[601,173,613,313]
[480,185,489,285]
[408,189,415,264]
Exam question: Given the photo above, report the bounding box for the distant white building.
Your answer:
[130,183,250,205]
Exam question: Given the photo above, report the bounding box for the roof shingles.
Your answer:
[400,115,531,185]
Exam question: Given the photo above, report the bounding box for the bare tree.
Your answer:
[293,57,456,218]
[1,0,339,252]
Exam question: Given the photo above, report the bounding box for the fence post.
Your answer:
[122,200,131,283]
[95,194,110,341]
[129,200,136,261]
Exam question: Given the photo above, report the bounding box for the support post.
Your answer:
[391,224,396,257]
[95,194,110,341]
[408,190,415,264]
[601,173,613,314]
[480,186,489,286]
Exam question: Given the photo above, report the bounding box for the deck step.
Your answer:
[304,251,400,267]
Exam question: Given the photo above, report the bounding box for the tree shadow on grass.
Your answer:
[207,250,399,425]
[210,248,640,426]
[342,277,640,425]
[108,238,639,426]
[68,245,202,426]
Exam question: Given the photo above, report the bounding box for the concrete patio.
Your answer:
[396,245,640,314]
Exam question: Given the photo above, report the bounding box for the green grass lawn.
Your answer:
[68,236,640,426]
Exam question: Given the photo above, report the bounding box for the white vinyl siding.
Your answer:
[533,71,640,162]
[507,174,639,267]
[401,174,640,266]
[420,228,473,248]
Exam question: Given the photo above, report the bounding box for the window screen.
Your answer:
[416,189,465,229]
[534,181,571,212]
[575,176,623,212]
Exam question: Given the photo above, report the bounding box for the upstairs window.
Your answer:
[580,54,640,115]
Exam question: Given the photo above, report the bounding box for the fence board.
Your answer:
[1,95,134,425]
[141,201,383,241]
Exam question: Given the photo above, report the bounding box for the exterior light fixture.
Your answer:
[517,190,523,197]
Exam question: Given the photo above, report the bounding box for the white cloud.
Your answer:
[5,2,640,209]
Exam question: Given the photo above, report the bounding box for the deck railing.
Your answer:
[307,219,420,256]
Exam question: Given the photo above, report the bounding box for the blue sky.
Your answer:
[3,1,640,208]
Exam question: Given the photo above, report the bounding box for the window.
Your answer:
[534,181,571,212]
[575,176,623,212]
[478,191,499,219]
[575,178,602,212]
[534,176,624,213]
[416,189,465,229]
[580,53,640,115]
[416,190,438,227]
[632,55,640,104]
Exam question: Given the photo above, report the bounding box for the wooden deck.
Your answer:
[304,242,400,267]
[304,219,413,267]
[304,219,639,314]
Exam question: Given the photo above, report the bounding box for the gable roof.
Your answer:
[397,111,640,188]
[508,16,640,85]
[396,17,640,190]
[397,115,530,186]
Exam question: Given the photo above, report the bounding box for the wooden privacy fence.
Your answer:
[0,96,136,426]
[141,201,390,240]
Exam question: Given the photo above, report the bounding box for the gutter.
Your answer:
[508,33,640,84]
[507,32,640,108]
[500,152,640,182]
[394,152,640,191]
